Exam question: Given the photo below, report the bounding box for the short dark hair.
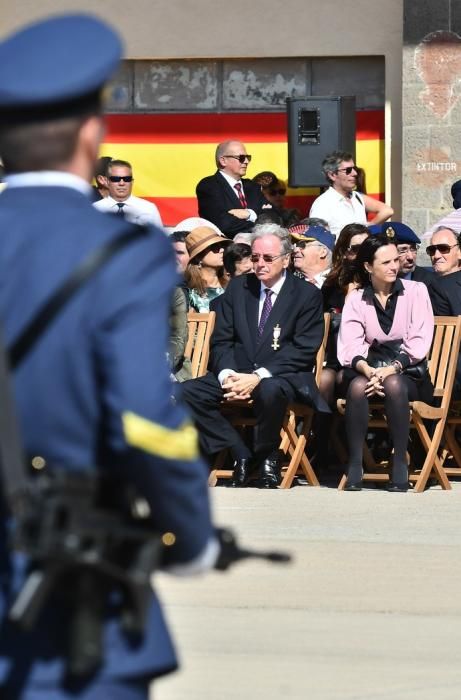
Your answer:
[255,210,283,226]
[223,243,251,276]
[0,115,85,173]
[94,155,112,179]
[107,158,132,172]
[170,230,189,244]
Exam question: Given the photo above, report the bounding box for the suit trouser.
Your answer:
[181,373,296,461]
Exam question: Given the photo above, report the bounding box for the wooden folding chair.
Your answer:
[208,313,330,488]
[440,399,461,477]
[185,311,216,378]
[337,316,461,492]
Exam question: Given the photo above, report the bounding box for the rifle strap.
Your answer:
[9,226,148,370]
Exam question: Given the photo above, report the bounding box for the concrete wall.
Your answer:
[403,0,461,239]
[106,57,385,113]
[3,0,403,213]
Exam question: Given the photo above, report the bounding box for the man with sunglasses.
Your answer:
[289,224,335,288]
[309,150,393,238]
[94,158,163,228]
[427,226,461,276]
[429,228,461,389]
[369,221,434,286]
[196,140,272,238]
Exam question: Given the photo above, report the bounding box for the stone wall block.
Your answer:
[311,57,384,110]
[134,61,218,111]
[105,61,133,112]
[222,59,307,109]
[403,0,449,43]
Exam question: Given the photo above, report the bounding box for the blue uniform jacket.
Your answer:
[0,184,214,686]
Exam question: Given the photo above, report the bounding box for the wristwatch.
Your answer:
[391,360,403,374]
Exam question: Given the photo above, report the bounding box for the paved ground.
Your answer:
[154,481,461,700]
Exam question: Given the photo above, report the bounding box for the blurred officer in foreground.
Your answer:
[0,14,217,700]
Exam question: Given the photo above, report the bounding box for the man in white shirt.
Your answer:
[94,158,163,228]
[309,150,393,238]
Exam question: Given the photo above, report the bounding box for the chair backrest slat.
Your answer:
[430,317,461,408]
[314,313,331,386]
[185,311,216,378]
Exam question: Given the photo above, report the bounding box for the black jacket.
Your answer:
[196,171,271,237]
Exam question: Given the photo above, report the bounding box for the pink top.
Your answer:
[337,279,434,367]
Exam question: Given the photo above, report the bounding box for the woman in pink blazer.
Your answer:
[337,234,434,491]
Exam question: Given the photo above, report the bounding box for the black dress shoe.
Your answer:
[230,458,254,487]
[387,481,410,493]
[344,480,363,491]
[258,458,281,489]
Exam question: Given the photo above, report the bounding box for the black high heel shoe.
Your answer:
[344,480,363,491]
[386,481,410,493]
[344,467,364,491]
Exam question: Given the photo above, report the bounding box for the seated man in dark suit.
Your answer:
[429,249,461,391]
[196,140,272,238]
[181,223,327,488]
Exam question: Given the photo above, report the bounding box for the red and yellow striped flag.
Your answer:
[101,111,384,226]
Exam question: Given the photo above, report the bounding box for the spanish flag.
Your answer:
[101,111,384,226]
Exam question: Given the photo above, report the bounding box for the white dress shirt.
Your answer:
[309,187,367,238]
[94,194,164,229]
[5,170,91,195]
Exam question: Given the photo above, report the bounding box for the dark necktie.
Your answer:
[258,289,273,337]
[116,202,126,217]
[234,182,247,208]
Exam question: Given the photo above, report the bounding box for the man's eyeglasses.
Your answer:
[109,176,133,183]
[223,154,252,164]
[346,244,363,254]
[250,253,286,263]
[397,245,419,256]
[268,188,286,196]
[335,166,358,175]
[426,243,459,256]
[294,240,322,250]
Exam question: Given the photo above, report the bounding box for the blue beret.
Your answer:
[368,222,420,245]
[289,224,335,251]
[0,14,122,112]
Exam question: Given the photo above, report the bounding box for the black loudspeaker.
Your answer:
[287,96,356,187]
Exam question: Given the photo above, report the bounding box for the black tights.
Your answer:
[345,374,418,484]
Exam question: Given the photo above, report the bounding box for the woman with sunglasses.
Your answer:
[337,234,434,491]
[312,224,370,471]
[253,171,301,228]
[185,226,231,312]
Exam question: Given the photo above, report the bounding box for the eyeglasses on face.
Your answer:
[223,154,252,164]
[397,245,419,256]
[335,166,358,175]
[268,188,286,196]
[426,243,459,256]
[250,253,286,263]
[294,240,322,250]
[109,176,133,183]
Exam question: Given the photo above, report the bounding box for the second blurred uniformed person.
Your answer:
[0,13,218,700]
